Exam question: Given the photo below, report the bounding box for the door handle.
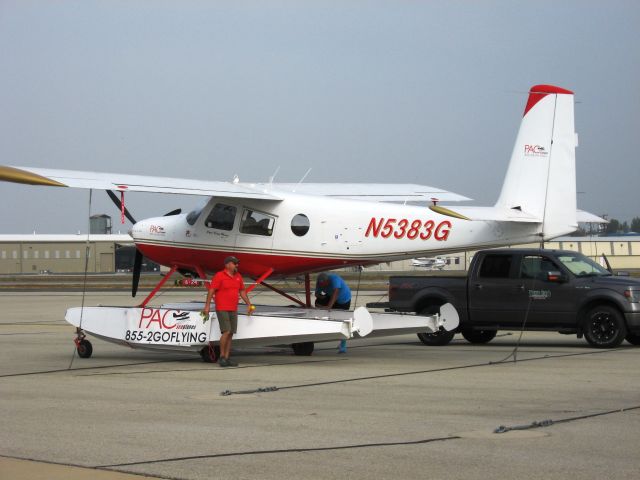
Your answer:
[475,284,483,290]
[516,284,525,291]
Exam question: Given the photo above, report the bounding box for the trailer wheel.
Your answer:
[461,329,497,344]
[625,332,640,346]
[416,306,455,346]
[200,344,220,363]
[292,342,314,356]
[77,339,93,358]
[583,305,626,348]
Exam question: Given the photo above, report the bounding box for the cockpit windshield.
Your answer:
[186,206,204,226]
[557,253,611,277]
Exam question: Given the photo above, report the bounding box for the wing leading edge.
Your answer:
[0,165,281,200]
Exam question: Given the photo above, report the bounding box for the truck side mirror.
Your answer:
[547,271,567,283]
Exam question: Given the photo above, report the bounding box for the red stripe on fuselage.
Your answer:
[136,243,372,277]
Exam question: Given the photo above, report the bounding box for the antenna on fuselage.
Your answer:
[268,166,281,188]
[293,168,312,192]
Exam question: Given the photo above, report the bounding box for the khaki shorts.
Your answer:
[216,310,238,334]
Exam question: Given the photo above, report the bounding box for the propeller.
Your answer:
[106,191,143,297]
[105,191,181,297]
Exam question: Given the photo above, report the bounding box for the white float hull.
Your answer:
[65,303,458,353]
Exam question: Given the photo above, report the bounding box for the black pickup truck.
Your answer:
[371,249,640,348]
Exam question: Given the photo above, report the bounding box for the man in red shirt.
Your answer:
[203,256,252,367]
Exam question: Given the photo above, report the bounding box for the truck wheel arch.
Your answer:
[412,289,456,314]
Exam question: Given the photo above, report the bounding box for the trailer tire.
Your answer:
[200,344,220,363]
[416,306,455,346]
[461,328,497,344]
[77,339,93,358]
[292,342,314,356]
[583,305,627,348]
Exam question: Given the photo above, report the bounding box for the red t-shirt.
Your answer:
[211,270,245,311]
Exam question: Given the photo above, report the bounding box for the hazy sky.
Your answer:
[0,1,638,233]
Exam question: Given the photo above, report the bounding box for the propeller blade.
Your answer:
[106,190,137,224]
[132,249,143,297]
[164,208,182,216]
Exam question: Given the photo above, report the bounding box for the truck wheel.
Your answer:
[292,342,314,356]
[461,329,497,344]
[583,305,627,348]
[625,332,640,346]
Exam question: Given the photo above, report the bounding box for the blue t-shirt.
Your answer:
[316,274,351,305]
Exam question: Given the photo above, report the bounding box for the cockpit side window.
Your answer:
[204,204,237,231]
[240,209,275,236]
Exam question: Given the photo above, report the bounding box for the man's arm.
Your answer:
[326,288,340,310]
[239,290,252,313]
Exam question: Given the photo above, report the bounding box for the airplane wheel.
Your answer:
[76,339,93,358]
[292,342,314,356]
[200,345,220,363]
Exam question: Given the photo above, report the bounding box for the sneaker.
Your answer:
[218,358,229,367]
[226,358,239,367]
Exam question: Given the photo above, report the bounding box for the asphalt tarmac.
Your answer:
[1,291,639,480]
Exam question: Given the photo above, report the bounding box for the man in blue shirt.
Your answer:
[315,272,352,353]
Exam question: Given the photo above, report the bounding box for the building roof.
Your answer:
[0,234,133,243]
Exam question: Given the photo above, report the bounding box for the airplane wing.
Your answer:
[264,183,471,202]
[0,165,280,200]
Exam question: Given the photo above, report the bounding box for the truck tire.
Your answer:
[583,305,627,348]
[625,332,640,346]
[416,306,455,346]
[461,328,497,344]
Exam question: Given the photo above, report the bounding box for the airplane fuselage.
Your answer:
[131,192,541,278]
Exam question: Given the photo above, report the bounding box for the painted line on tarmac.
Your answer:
[97,435,460,468]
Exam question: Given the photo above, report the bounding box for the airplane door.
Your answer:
[468,253,527,327]
[200,202,239,250]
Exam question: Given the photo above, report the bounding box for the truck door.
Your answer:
[468,253,526,326]
[517,254,575,327]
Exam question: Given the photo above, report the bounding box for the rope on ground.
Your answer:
[494,405,640,433]
[67,188,92,371]
[218,348,626,397]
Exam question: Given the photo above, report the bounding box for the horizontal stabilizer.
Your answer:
[577,210,608,224]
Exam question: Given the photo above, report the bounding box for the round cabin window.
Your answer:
[291,214,310,237]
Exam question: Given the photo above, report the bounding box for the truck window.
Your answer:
[478,254,512,278]
[519,255,557,281]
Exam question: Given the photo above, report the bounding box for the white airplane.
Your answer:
[411,257,447,270]
[0,84,590,360]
